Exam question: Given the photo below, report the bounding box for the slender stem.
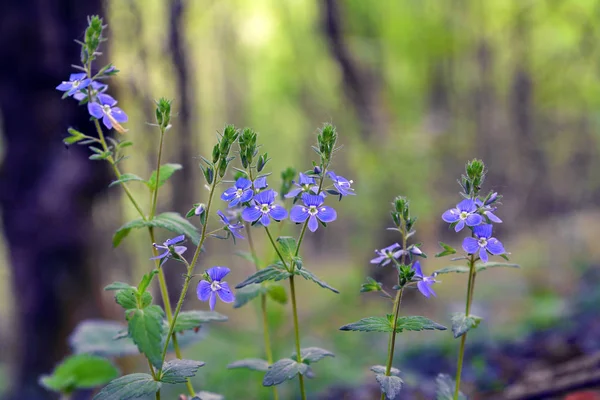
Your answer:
[454,254,476,400]
[246,223,260,271]
[155,390,160,400]
[147,359,157,380]
[380,288,404,400]
[150,131,165,219]
[289,275,307,400]
[264,226,288,269]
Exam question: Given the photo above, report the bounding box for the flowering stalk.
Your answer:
[453,252,475,400]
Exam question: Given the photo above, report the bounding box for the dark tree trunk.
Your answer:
[0,1,106,399]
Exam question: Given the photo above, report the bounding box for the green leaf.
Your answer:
[160,359,205,384]
[262,358,309,387]
[69,320,138,357]
[376,374,403,400]
[64,134,86,145]
[104,282,135,291]
[235,250,260,266]
[395,316,447,332]
[434,265,470,275]
[39,354,119,393]
[108,173,146,188]
[138,269,158,293]
[451,312,482,338]
[295,268,339,293]
[150,212,201,246]
[276,236,297,258]
[435,373,466,400]
[190,392,224,400]
[112,218,149,247]
[360,277,382,293]
[435,242,457,258]
[266,284,288,304]
[233,284,266,308]
[128,305,165,369]
[370,365,400,376]
[140,291,153,308]
[93,373,160,400]
[475,261,520,273]
[292,347,335,364]
[147,163,182,190]
[115,289,138,311]
[235,265,291,289]
[340,317,393,333]
[227,358,269,372]
[173,310,228,332]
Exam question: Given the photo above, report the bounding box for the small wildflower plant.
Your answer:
[340,197,447,400]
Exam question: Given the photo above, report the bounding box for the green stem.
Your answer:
[289,275,307,400]
[454,254,476,400]
[264,226,288,269]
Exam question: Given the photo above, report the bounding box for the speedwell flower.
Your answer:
[290,193,336,232]
[151,235,187,261]
[285,173,318,198]
[217,210,244,240]
[221,177,254,207]
[241,189,288,226]
[253,176,268,192]
[413,261,437,298]
[462,224,505,263]
[87,93,128,131]
[327,171,355,196]
[475,198,502,223]
[370,243,403,266]
[197,266,234,310]
[442,199,483,232]
[73,81,108,101]
[56,73,91,96]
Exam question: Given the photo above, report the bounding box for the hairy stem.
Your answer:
[289,275,307,400]
[454,254,476,400]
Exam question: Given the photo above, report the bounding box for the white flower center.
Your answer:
[72,80,81,88]
[260,204,270,213]
[307,205,318,216]
[102,104,112,115]
[235,188,244,198]
[210,281,222,291]
[478,237,487,247]
[460,211,469,220]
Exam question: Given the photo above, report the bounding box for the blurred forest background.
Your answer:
[2,0,600,399]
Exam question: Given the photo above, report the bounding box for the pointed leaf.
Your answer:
[434,265,470,275]
[340,317,393,333]
[436,373,466,400]
[475,262,520,273]
[395,316,447,332]
[227,358,269,372]
[173,310,228,332]
[150,212,201,246]
[39,354,119,392]
[104,282,135,291]
[451,312,482,338]
[295,268,339,293]
[112,218,150,247]
[370,365,400,376]
[147,163,183,190]
[233,284,266,308]
[128,305,165,369]
[138,270,159,294]
[160,359,205,384]
[263,358,309,387]
[435,242,457,258]
[292,347,335,364]
[109,173,146,188]
[235,265,291,289]
[93,373,160,400]
[69,320,138,357]
[376,374,403,399]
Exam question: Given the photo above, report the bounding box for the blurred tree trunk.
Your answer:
[0,1,106,399]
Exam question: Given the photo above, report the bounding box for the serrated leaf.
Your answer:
[93,373,160,400]
[104,282,135,291]
[112,218,150,247]
[451,312,482,338]
[295,268,339,293]
[434,265,470,275]
[235,265,291,289]
[340,317,393,333]
[435,242,457,258]
[436,373,466,400]
[138,270,158,293]
[376,374,403,399]
[475,262,520,273]
[69,320,138,357]
[233,284,266,308]
[361,277,382,293]
[150,212,201,246]
[128,305,165,369]
[263,358,309,387]
[395,316,447,332]
[292,347,335,364]
[160,359,205,384]
[39,354,119,392]
[370,365,400,376]
[147,163,182,190]
[266,284,287,304]
[108,173,146,188]
[140,291,153,308]
[227,358,269,372]
[115,289,137,311]
[173,310,228,332]
[276,236,297,258]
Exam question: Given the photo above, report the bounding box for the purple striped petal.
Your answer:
[269,205,288,221]
[260,213,271,226]
[462,237,479,254]
[111,107,128,123]
[473,224,493,239]
[485,211,502,223]
[454,220,465,232]
[457,199,477,213]
[290,205,309,223]
[197,280,211,301]
[216,282,234,303]
[242,206,261,222]
[240,189,253,203]
[209,293,217,310]
[442,208,460,223]
[412,261,423,277]
[317,206,336,223]
[284,188,302,198]
[479,248,489,263]
[465,214,483,227]
[486,238,505,255]
[208,266,230,282]
[88,102,104,119]
[308,215,319,232]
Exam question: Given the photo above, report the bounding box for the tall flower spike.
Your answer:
[221,177,253,207]
[197,267,235,310]
[290,193,337,232]
[462,224,505,263]
[412,261,437,298]
[241,189,288,226]
[442,199,483,232]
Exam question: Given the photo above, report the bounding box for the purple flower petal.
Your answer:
[240,189,253,203]
[302,193,324,207]
[486,238,505,255]
[473,224,493,239]
[174,246,187,255]
[308,215,319,232]
[56,82,73,91]
[485,211,502,223]
[98,93,117,106]
[101,115,113,130]
[216,282,234,303]
[317,206,337,223]
[70,73,87,81]
[290,205,309,223]
[197,280,211,301]
[454,220,465,232]
[284,188,302,199]
[417,281,431,298]
[462,237,479,254]
[241,206,261,222]
[370,255,386,264]
[150,249,169,260]
[165,235,185,246]
[413,261,423,277]
[253,176,268,190]
[111,107,128,123]
[465,214,483,227]
[228,196,241,208]
[88,102,104,119]
[209,293,217,310]
[236,177,252,190]
[298,173,315,185]
[457,199,477,213]
[221,187,237,201]
[217,210,229,224]
[208,266,230,282]
[269,205,288,221]
[442,208,460,223]
[426,282,437,297]
[479,247,489,263]
[254,189,275,205]
[260,213,271,226]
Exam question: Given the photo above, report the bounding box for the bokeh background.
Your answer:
[2,0,600,399]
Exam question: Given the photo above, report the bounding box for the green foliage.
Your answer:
[436,374,466,400]
[266,284,288,304]
[115,289,138,311]
[154,97,172,129]
[112,212,200,247]
[295,268,339,293]
[235,264,291,288]
[435,242,457,258]
[227,358,270,372]
[340,317,393,333]
[104,282,135,291]
[475,261,520,272]
[112,218,149,247]
[370,365,400,376]
[69,320,138,357]
[64,128,87,145]
[292,347,335,364]
[190,392,224,400]
[434,265,470,275]
[138,269,158,293]
[360,277,382,293]
[128,305,165,369]
[276,236,297,259]
[160,359,205,384]
[39,354,119,393]
[147,163,182,190]
[395,316,447,333]
[173,310,228,332]
[341,315,446,333]
[262,358,309,387]
[108,173,145,188]
[376,374,403,400]
[93,373,161,400]
[233,284,264,308]
[451,313,482,339]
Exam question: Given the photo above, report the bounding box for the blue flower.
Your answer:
[87,94,128,130]
[241,189,288,226]
[56,73,92,96]
[327,171,355,197]
[151,235,187,261]
[462,224,505,263]
[194,203,206,216]
[73,81,108,101]
[221,177,253,207]
[442,199,483,232]
[370,243,403,266]
[197,266,234,310]
[413,261,437,298]
[285,173,319,199]
[253,176,268,192]
[217,210,244,239]
[290,193,336,232]
[475,198,502,224]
